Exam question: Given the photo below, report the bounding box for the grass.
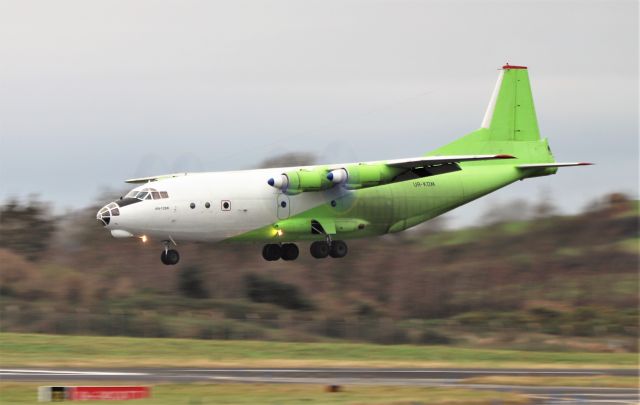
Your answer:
[0,382,530,405]
[615,237,640,254]
[0,333,637,369]
[462,375,639,388]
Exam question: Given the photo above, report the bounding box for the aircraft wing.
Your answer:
[385,154,515,168]
[517,162,593,169]
[125,173,189,184]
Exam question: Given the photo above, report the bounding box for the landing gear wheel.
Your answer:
[161,249,180,265]
[262,244,282,261]
[281,243,299,261]
[329,240,348,258]
[310,241,330,259]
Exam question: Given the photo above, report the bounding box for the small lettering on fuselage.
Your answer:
[155,206,170,211]
[413,180,436,188]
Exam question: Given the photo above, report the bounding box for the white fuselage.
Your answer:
[100,167,345,243]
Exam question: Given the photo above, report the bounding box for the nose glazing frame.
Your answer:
[96,202,120,226]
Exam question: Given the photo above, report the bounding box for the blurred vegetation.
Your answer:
[0,197,55,261]
[0,186,638,352]
[178,266,210,299]
[257,152,315,169]
[245,274,313,311]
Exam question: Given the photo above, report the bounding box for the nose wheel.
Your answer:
[161,249,180,265]
[160,240,180,265]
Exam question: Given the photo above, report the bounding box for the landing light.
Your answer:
[277,230,283,237]
[141,235,148,243]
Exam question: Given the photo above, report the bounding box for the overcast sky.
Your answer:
[0,0,637,225]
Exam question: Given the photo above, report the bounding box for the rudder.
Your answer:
[482,64,540,141]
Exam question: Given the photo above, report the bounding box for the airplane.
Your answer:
[97,64,591,265]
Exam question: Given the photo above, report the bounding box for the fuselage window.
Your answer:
[221,201,231,211]
[205,202,210,209]
[190,202,196,209]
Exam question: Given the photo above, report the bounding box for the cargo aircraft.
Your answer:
[97,65,591,265]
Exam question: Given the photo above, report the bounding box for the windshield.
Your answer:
[125,187,170,200]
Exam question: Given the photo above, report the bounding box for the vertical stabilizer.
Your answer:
[427,64,554,165]
[482,64,540,141]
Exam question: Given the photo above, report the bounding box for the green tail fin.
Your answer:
[481,64,540,141]
[429,64,554,164]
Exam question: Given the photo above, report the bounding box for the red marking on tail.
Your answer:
[502,64,527,70]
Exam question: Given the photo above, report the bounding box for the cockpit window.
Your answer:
[125,187,169,201]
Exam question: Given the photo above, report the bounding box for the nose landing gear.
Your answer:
[160,240,180,265]
[161,249,180,265]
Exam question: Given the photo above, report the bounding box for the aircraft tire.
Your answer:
[329,240,348,258]
[310,241,330,259]
[262,244,282,261]
[281,243,299,261]
[165,249,180,265]
[161,251,169,265]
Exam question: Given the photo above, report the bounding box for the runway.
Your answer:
[1,367,638,404]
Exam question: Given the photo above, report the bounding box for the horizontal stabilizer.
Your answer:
[125,173,189,184]
[517,162,593,169]
[386,154,515,169]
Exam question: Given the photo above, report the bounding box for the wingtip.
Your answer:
[495,154,516,159]
[578,162,594,166]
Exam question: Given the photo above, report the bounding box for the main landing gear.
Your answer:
[160,240,180,265]
[262,243,299,261]
[261,240,348,261]
[310,240,348,259]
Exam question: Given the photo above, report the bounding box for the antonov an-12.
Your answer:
[97,65,591,265]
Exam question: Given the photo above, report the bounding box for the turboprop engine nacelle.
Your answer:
[268,168,333,194]
[269,164,404,193]
[327,164,403,190]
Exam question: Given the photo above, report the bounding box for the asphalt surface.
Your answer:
[1,367,638,404]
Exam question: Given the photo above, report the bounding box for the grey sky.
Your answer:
[0,0,637,225]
